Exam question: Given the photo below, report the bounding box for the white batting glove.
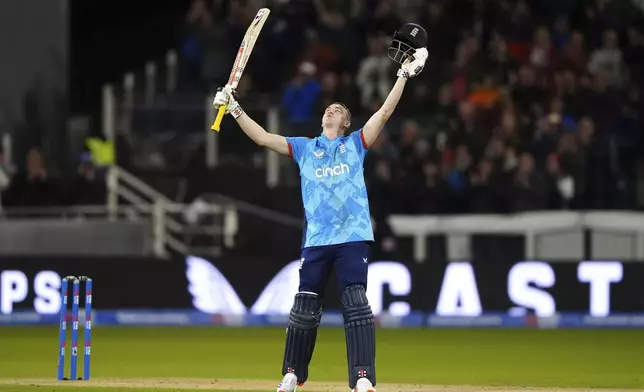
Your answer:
[397,47,429,79]
[212,84,243,119]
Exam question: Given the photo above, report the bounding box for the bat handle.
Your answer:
[211,105,227,132]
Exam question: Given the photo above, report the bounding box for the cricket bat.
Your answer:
[211,8,270,132]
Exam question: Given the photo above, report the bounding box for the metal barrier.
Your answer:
[106,165,237,258]
[389,211,644,262]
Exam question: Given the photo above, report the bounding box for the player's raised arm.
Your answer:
[212,85,290,156]
[362,24,429,148]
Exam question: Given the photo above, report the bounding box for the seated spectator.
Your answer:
[509,152,549,212]
[418,160,448,214]
[66,153,106,206]
[545,153,575,209]
[3,147,62,207]
[445,144,474,212]
[398,120,423,177]
[469,158,503,213]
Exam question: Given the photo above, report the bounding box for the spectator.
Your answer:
[449,101,487,160]
[446,39,481,102]
[560,70,585,119]
[552,15,571,49]
[368,159,399,216]
[586,71,621,141]
[397,120,423,177]
[511,65,546,117]
[430,83,457,135]
[558,31,589,74]
[3,147,62,207]
[313,0,361,72]
[467,74,503,111]
[529,26,556,71]
[67,154,106,206]
[506,0,534,42]
[495,110,522,149]
[556,133,584,195]
[180,0,211,91]
[336,72,361,116]
[316,71,340,113]
[356,34,392,110]
[624,27,644,83]
[530,115,560,164]
[364,128,399,189]
[281,61,321,134]
[369,0,403,37]
[299,29,340,76]
[587,29,624,85]
[398,79,433,120]
[509,152,549,212]
[468,158,502,213]
[0,150,14,208]
[576,116,609,208]
[445,144,474,212]
[421,1,454,61]
[485,32,519,85]
[417,160,448,214]
[545,153,574,209]
[185,0,232,92]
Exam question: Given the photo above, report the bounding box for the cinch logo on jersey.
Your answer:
[315,163,350,178]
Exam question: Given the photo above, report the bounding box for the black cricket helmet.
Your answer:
[388,23,428,64]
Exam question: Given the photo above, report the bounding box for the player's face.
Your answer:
[322,104,348,130]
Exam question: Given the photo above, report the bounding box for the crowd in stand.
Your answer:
[181,0,644,216]
[0,147,105,209]
[5,0,642,217]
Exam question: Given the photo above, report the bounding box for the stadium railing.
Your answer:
[390,211,644,262]
[106,165,238,258]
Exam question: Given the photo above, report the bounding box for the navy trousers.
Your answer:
[298,241,371,295]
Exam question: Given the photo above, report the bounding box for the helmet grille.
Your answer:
[388,38,415,64]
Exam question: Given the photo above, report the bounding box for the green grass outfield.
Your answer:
[0,327,642,392]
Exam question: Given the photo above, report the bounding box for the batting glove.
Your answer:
[213,85,243,119]
[397,47,429,79]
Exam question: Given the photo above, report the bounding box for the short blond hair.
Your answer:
[331,102,351,130]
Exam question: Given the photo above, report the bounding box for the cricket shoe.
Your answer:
[352,377,376,392]
[277,372,300,392]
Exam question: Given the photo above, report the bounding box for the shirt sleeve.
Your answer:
[285,136,309,165]
[349,128,369,162]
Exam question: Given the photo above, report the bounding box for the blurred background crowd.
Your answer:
[2,0,643,221]
[177,0,644,217]
[0,147,105,208]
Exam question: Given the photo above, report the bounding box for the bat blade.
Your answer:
[212,8,270,132]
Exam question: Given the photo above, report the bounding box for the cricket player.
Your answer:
[213,23,428,392]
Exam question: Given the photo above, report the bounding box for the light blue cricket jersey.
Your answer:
[287,129,375,248]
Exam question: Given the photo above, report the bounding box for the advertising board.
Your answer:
[1,257,642,318]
